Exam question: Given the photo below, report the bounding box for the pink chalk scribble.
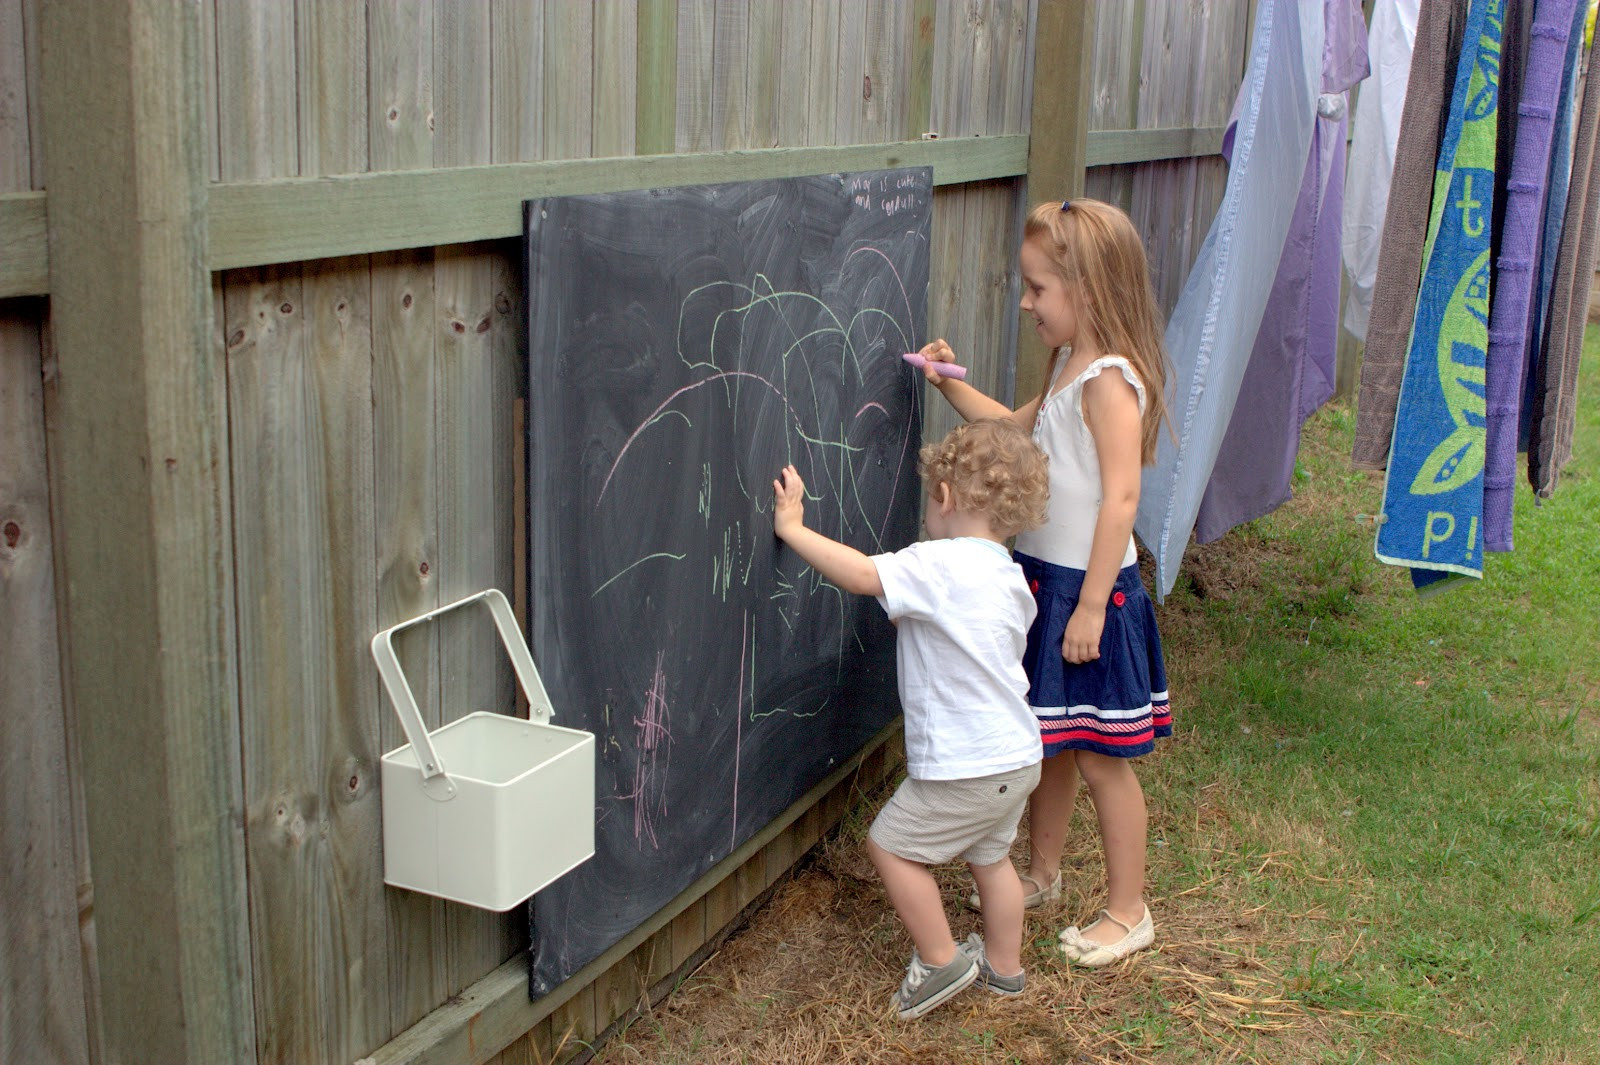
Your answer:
[617,650,672,849]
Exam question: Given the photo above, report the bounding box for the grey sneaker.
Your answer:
[891,947,978,1020]
[960,933,1025,996]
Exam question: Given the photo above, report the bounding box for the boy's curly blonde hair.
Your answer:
[918,418,1049,539]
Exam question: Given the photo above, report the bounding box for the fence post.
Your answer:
[38,3,255,1062]
[1018,0,1095,402]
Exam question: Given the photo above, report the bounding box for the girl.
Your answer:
[916,198,1173,967]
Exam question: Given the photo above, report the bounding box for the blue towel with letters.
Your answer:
[1376,0,1503,587]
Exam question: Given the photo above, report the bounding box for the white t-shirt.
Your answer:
[1013,355,1147,570]
[871,537,1041,781]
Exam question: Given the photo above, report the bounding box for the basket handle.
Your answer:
[370,588,557,789]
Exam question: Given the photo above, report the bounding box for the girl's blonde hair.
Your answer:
[918,418,1049,539]
[1023,198,1171,465]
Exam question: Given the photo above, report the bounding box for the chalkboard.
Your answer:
[524,169,932,996]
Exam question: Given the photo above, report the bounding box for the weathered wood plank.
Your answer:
[1,0,30,187]
[432,0,520,1005]
[0,308,90,1065]
[833,0,868,143]
[983,0,1024,136]
[1087,125,1227,166]
[807,0,842,143]
[676,0,714,152]
[370,0,434,172]
[747,0,783,149]
[297,0,366,176]
[215,0,297,181]
[205,137,1028,271]
[710,0,749,149]
[491,0,545,164]
[0,189,45,297]
[39,1,255,1060]
[226,259,388,1065]
[594,0,638,157]
[220,8,373,1062]
[907,0,937,139]
[544,1,593,159]
[368,5,449,1039]
[924,182,967,449]
[372,244,451,1037]
[775,0,812,146]
[636,0,676,155]
[0,135,1046,297]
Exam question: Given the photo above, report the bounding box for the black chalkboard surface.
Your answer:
[525,169,932,996]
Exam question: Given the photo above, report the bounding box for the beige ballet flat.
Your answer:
[1058,905,1154,967]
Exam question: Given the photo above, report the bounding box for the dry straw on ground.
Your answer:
[572,775,1372,1065]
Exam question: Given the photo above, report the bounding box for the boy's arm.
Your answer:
[772,465,884,597]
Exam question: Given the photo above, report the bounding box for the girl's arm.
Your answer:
[772,466,884,597]
[917,338,1041,430]
[1061,371,1143,664]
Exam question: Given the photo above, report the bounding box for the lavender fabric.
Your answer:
[1521,0,1591,449]
[1528,30,1600,496]
[1135,0,1323,598]
[1481,0,1583,552]
[1195,0,1368,544]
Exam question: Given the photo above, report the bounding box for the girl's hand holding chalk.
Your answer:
[902,351,968,380]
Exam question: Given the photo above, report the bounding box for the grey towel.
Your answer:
[1528,37,1600,497]
[1351,0,1470,469]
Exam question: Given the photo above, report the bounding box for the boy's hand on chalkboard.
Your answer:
[918,339,960,384]
[772,465,807,539]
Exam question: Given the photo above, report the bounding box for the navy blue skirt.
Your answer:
[1016,552,1172,759]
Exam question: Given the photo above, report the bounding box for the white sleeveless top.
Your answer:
[1013,355,1147,571]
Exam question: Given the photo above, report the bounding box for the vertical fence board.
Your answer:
[924,184,967,447]
[806,1,841,144]
[370,0,435,172]
[545,2,594,159]
[297,0,367,177]
[858,0,908,142]
[215,0,297,182]
[433,0,522,1001]
[833,0,868,143]
[636,0,676,155]
[710,0,750,149]
[774,3,812,147]
[676,0,714,152]
[593,0,638,157]
[491,0,546,164]
[370,0,447,1039]
[1,0,29,188]
[0,310,89,1065]
[747,1,782,148]
[981,0,1018,136]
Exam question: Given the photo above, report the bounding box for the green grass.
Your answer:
[1143,325,1600,1063]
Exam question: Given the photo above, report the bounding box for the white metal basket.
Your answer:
[371,588,595,911]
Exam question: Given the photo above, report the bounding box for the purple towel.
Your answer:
[1527,30,1600,496]
[1481,0,1581,552]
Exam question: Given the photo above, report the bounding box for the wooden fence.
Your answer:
[0,2,1249,1063]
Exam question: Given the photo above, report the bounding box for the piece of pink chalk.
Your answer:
[902,352,968,380]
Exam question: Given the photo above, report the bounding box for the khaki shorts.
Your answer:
[868,763,1041,867]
